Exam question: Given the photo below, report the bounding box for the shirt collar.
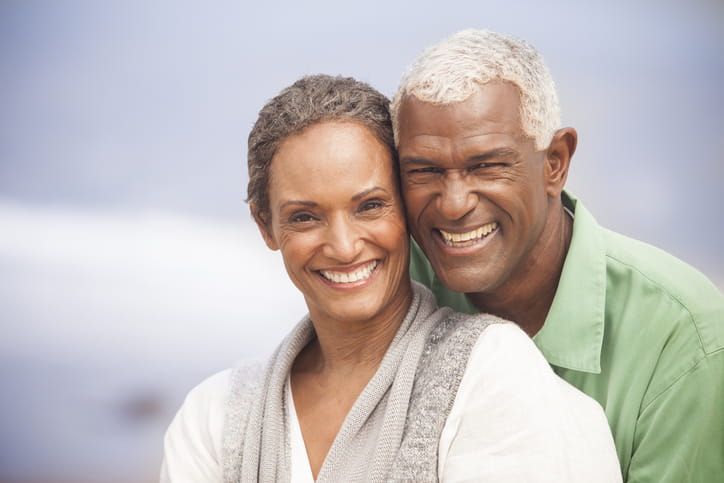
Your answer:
[532,191,607,374]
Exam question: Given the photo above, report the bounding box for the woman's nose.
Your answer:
[321,216,364,262]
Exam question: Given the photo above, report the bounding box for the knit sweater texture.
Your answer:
[222,282,504,482]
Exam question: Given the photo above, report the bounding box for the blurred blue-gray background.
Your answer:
[1,1,722,481]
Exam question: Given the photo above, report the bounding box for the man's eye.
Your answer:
[405,166,444,185]
[409,167,442,174]
[469,162,504,171]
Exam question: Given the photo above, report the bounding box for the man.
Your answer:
[392,29,724,482]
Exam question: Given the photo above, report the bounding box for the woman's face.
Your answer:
[258,121,411,327]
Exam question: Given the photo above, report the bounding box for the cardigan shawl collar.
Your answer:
[223,282,449,482]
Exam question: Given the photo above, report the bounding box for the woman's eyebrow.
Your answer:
[278,187,389,210]
[279,200,317,210]
[352,186,388,201]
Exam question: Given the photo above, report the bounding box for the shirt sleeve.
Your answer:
[626,350,724,483]
[438,323,622,483]
[160,369,232,483]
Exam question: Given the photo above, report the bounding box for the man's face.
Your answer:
[397,81,552,296]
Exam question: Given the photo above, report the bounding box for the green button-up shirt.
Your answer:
[410,191,724,482]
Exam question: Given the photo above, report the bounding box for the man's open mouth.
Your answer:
[438,222,498,247]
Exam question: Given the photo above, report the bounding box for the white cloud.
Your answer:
[0,201,307,366]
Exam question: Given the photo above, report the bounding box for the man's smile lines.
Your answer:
[320,260,378,284]
[439,222,498,247]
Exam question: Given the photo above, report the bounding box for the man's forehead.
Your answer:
[403,80,521,110]
[398,83,525,142]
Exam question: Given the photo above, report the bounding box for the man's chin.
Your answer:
[433,264,491,295]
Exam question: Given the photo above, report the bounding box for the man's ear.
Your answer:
[251,204,279,251]
[544,127,577,198]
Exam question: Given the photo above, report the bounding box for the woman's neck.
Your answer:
[298,281,413,376]
[290,280,413,478]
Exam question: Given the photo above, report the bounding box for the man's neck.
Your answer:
[467,203,573,337]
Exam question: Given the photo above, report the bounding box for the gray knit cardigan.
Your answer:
[222,282,504,482]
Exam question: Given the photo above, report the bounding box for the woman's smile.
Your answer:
[318,259,380,287]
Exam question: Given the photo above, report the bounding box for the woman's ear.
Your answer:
[544,127,577,197]
[251,204,279,251]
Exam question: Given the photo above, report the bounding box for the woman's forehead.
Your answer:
[269,122,397,197]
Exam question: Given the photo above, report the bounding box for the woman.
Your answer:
[161,75,621,482]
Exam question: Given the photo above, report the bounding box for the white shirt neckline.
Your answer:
[286,376,316,483]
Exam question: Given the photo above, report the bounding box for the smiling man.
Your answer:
[392,29,724,482]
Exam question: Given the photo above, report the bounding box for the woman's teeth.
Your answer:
[439,222,498,247]
[320,260,378,283]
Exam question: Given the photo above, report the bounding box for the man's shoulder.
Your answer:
[601,227,724,353]
[602,227,716,290]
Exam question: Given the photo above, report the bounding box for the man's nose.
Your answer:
[436,171,478,221]
[321,215,364,262]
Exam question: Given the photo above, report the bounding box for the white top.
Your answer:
[286,377,315,483]
[160,323,622,482]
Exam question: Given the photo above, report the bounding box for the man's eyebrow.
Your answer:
[400,157,437,167]
[467,147,517,163]
[401,147,517,167]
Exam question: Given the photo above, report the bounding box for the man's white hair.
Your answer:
[391,29,560,150]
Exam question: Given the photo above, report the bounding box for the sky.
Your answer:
[1,0,723,480]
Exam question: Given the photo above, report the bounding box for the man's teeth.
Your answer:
[439,222,498,246]
[320,261,378,284]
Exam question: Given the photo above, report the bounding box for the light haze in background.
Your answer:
[1,0,722,481]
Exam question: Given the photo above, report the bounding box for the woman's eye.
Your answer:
[289,213,315,223]
[360,199,384,212]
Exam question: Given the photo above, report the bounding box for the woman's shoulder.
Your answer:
[428,309,515,349]
[188,368,235,401]
[161,362,269,480]
[406,311,516,423]
[161,369,235,482]
[168,361,266,444]
[437,320,621,482]
[169,368,236,439]
[226,360,266,397]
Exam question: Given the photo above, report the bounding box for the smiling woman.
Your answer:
[159,74,622,482]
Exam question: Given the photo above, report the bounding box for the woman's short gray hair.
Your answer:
[247,74,395,220]
[391,29,560,150]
